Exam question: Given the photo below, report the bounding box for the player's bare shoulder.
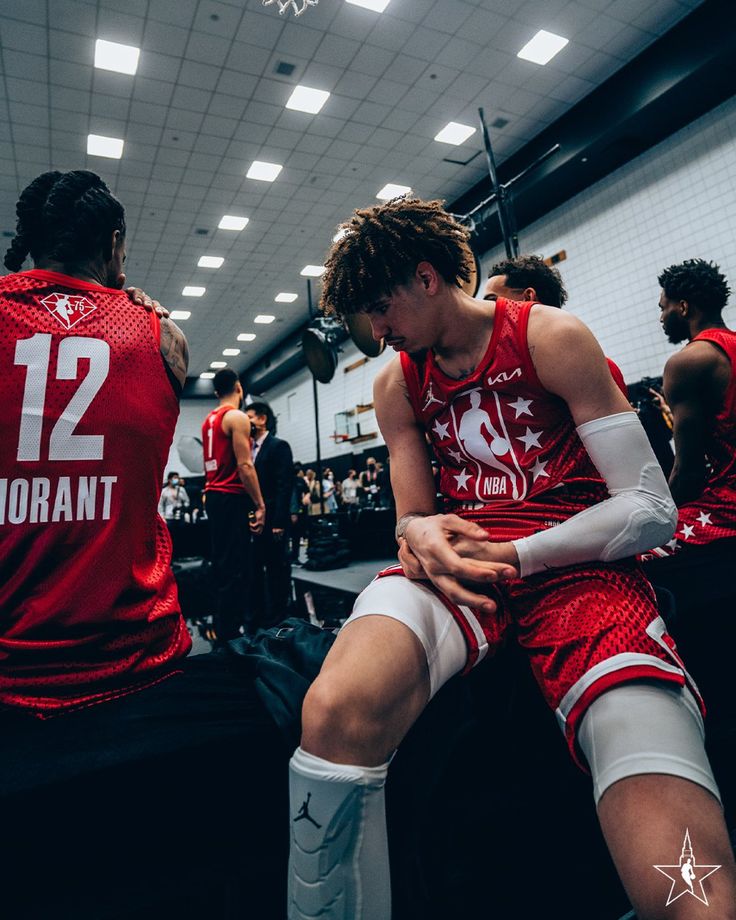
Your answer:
[374,355,411,408]
[159,316,189,387]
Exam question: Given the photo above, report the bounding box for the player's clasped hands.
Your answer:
[401,514,518,614]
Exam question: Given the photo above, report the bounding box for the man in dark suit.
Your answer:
[245,401,295,630]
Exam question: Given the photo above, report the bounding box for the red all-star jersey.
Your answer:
[202,405,246,495]
[664,327,736,552]
[400,298,609,541]
[0,269,190,713]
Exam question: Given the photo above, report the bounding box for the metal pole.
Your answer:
[478,107,517,258]
[307,278,325,513]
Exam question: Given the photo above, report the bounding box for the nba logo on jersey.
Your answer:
[40,292,97,330]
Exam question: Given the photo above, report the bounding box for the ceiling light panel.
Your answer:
[247,160,283,182]
[200,372,215,379]
[87,134,124,159]
[198,256,224,268]
[301,265,325,277]
[182,286,206,297]
[376,183,412,200]
[237,333,256,342]
[223,348,240,356]
[210,361,227,368]
[517,30,569,65]
[434,122,476,145]
[286,85,330,114]
[94,39,140,75]
[218,215,249,231]
[169,311,191,320]
[275,293,298,303]
[345,0,391,10]
[254,315,275,324]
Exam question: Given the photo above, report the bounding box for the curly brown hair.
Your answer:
[319,198,473,319]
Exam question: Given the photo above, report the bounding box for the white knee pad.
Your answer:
[577,682,721,806]
[347,575,468,698]
[288,746,391,920]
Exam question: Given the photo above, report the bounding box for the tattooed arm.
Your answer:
[159,316,189,388]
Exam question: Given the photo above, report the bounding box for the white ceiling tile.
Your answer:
[179,60,222,91]
[1,19,48,53]
[186,32,232,67]
[350,43,396,77]
[0,0,698,375]
[96,12,146,45]
[143,20,191,56]
[332,69,379,99]
[192,0,245,37]
[365,16,416,52]
[400,26,453,62]
[313,33,361,68]
[48,0,97,37]
[0,0,47,25]
[138,52,183,85]
[5,77,45,105]
[145,0,197,23]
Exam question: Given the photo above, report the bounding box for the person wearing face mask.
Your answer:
[245,400,295,630]
[360,457,381,508]
[158,471,190,521]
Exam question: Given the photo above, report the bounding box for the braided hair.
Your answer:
[320,198,473,320]
[4,170,126,272]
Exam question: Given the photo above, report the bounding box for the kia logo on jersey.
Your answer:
[39,292,97,330]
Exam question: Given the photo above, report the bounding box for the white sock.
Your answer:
[288,746,391,920]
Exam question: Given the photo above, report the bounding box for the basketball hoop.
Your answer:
[329,433,350,443]
[262,0,318,16]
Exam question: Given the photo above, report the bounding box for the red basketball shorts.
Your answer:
[369,559,703,767]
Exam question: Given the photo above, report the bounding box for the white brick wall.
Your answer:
[174,95,736,464]
[480,95,736,382]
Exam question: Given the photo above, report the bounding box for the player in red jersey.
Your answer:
[483,253,628,395]
[0,170,192,711]
[644,260,735,555]
[643,259,736,717]
[202,367,265,641]
[287,200,736,920]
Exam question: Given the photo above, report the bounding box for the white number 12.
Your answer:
[14,333,110,461]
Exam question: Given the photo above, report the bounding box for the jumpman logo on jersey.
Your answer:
[293,793,322,828]
[422,381,443,412]
[40,292,97,330]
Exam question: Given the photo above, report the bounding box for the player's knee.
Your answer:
[301,677,394,760]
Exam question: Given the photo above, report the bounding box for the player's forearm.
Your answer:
[668,462,705,506]
[512,412,677,577]
[238,463,266,510]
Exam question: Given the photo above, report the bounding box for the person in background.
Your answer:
[360,456,381,507]
[484,254,628,396]
[643,259,736,716]
[202,369,265,642]
[322,468,338,513]
[246,400,295,629]
[305,469,322,516]
[158,470,190,521]
[341,469,360,507]
[290,463,310,563]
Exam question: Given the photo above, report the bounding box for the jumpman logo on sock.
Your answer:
[293,792,322,828]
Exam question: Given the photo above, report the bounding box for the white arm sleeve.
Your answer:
[512,412,677,578]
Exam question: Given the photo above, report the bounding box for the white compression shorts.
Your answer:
[346,576,720,804]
